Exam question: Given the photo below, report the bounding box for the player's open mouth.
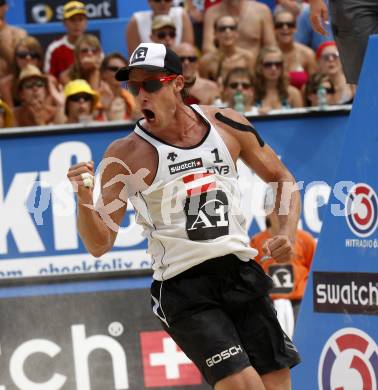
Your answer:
[143,109,156,123]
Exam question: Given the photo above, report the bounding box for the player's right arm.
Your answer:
[67,140,129,257]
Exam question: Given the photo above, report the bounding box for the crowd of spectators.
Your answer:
[0,0,355,129]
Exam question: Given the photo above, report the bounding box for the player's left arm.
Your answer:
[215,108,301,261]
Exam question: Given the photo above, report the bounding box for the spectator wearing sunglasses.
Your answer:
[254,46,303,113]
[13,64,65,127]
[304,72,336,107]
[60,34,113,118]
[151,15,177,49]
[221,67,258,114]
[126,0,194,57]
[199,15,255,85]
[0,98,13,128]
[44,1,88,79]
[275,0,330,51]
[173,42,219,104]
[100,53,138,121]
[0,0,27,79]
[274,10,317,90]
[202,0,276,57]
[316,41,354,105]
[68,41,301,390]
[0,36,59,108]
[64,79,99,124]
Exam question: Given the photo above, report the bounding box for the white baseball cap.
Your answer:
[115,43,182,81]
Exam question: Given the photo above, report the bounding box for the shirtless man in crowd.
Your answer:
[174,42,220,105]
[202,0,276,57]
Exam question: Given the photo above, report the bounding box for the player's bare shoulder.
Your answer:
[200,106,265,149]
[103,130,158,187]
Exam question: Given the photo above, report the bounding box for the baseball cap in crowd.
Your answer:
[0,99,13,128]
[316,41,337,59]
[115,43,182,81]
[64,79,99,106]
[63,1,87,19]
[151,14,176,31]
[17,64,48,90]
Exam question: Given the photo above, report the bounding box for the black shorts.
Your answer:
[150,254,301,387]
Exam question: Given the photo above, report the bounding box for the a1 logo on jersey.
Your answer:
[182,172,229,240]
[140,331,202,387]
[268,264,294,294]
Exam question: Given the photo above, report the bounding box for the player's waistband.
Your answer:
[173,254,247,279]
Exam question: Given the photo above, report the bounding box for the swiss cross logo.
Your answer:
[140,331,202,387]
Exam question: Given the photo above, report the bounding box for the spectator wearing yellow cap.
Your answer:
[0,36,60,109]
[64,79,99,124]
[13,64,65,127]
[150,15,177,49]
[44,1,88,79]
[0,98,13,128]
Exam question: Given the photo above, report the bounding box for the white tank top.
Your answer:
[129,105,258,280]
[134,7,184,46]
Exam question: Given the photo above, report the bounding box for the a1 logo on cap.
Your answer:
[131,47,148,64]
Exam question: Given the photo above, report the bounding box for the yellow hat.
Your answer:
[0,99,13,128]
[152,15,176,31]
[63,1,87,19]
[64,79,99,106]
[17,64,47,90]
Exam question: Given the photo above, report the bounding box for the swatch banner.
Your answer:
[293,36,378,389]
[25,0,118,24]
[0,281,209,390]
[0,111,348,282]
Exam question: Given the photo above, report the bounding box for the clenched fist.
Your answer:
[262,235,294,263]
[67,161,95,200]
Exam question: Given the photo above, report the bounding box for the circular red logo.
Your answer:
[345,183,378,237]
[318,328,378,390]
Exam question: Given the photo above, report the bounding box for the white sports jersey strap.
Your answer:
[189,105,238,177]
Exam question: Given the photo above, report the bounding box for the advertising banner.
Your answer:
[0,278,208,389]
[0,111,348,283]
[25,0,118,24]
[293,36,378,389]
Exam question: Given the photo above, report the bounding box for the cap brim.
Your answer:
[17,74,48,89]
[115,65,167,81]
[152,23,176,30]
[64,10,86,19]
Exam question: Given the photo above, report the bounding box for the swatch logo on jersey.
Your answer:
[169,157,203,174]
[140,331,202,387]
[345,183,378,237]
[318,328,378,390]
